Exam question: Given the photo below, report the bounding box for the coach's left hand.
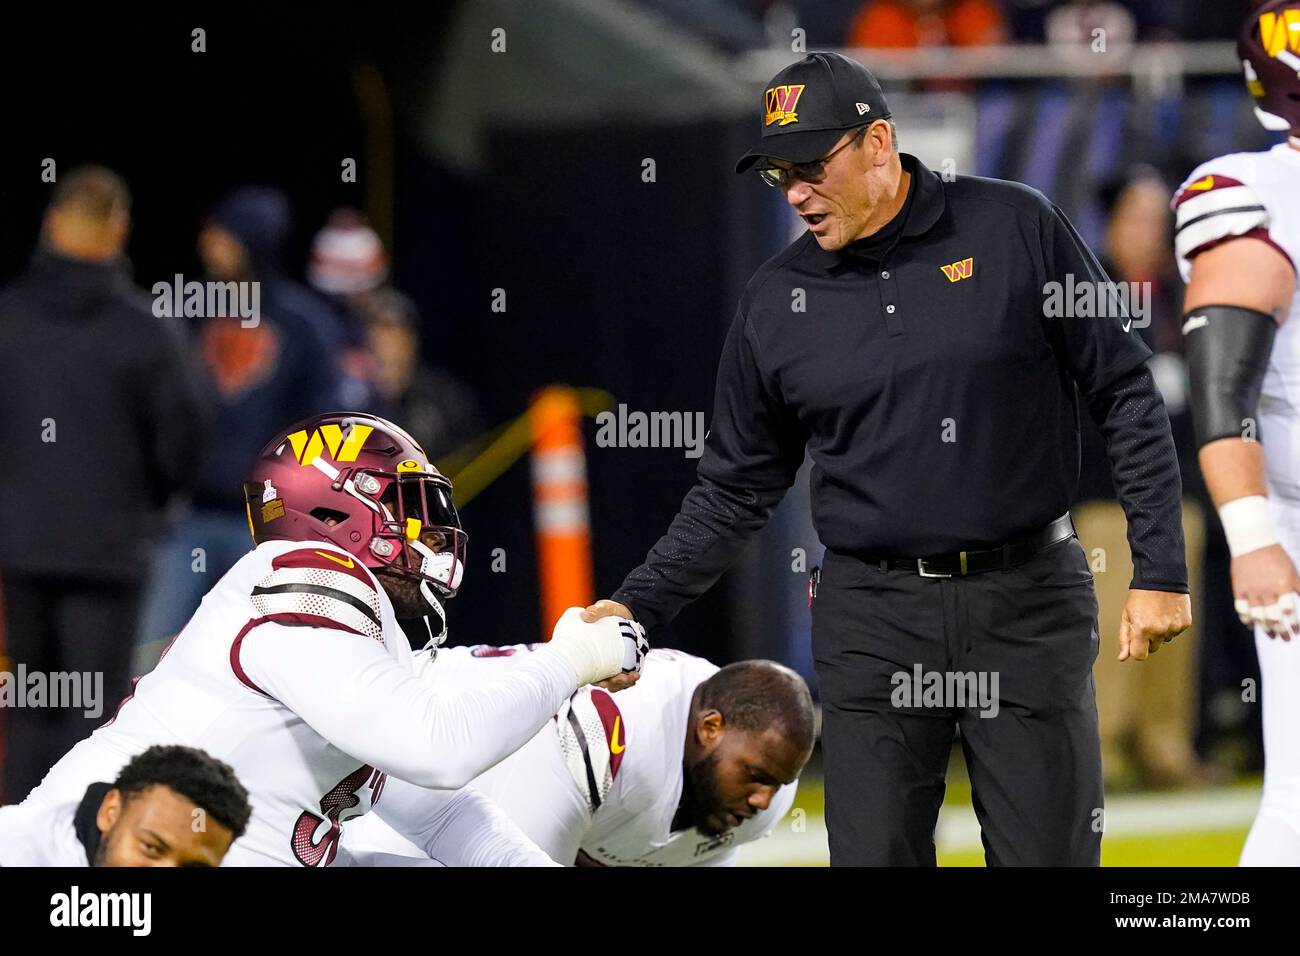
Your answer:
[1118,589,1192,662]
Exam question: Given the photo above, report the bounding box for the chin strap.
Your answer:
[405,536,453,656]
[419,580,449,656]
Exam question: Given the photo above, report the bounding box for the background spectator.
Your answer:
[0,166,203,802]
[308,210,481,465]
[133,187,345,656]
[306,208,387,411]
[357,288,481,465]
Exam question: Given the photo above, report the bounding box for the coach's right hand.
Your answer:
[1231,544,1300,640]
[583,600,641,692]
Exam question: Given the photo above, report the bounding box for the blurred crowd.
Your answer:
[0,167,480,802]
[639,0,1244,52]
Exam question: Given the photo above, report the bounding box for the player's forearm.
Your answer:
[1198,439,1281,558]
[1086,364,1189,592]
[1180,237,1291,557]
[1199,439,1269,510]
[375,649,579,789]
[613,476,786,630]
[241,624,577,789]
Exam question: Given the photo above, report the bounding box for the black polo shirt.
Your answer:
[615,154,1187,628]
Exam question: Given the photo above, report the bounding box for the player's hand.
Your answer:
[548,606,648,686]
[1118,589,1191,662]
[582,600,643,692]
[1230,544,1300,640]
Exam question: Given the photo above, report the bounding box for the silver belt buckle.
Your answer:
[917,557,954,578]
[917,551,968,577]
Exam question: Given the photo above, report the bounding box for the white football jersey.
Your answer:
[346,645,798,866]
[11,540,405,866]
[0,793,95,866]
[1174,143,1300,501]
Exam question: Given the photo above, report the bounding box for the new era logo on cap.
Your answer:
[856,103,871,115]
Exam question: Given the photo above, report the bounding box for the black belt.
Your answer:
[842,513,1077,578]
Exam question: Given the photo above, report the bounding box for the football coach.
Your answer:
[586,52,1192,866]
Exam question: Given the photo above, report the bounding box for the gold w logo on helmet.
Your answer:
[1260,9,1300,57]
[286,424,374,466]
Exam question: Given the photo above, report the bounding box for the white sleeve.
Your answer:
[0,805,49,866]
[237,622,578,790]
[372,778,558,867]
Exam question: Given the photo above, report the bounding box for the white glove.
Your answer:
[547,607,649,686]
[1235,591,1300,640]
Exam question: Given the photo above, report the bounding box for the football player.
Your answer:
[4,413,647,865]
[1173,1,1300,865]
[343,641,814,866]
[0,745,251,867]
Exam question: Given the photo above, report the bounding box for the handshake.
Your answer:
[546,604,648,689]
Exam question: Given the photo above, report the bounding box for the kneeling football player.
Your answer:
[344,643,814,866]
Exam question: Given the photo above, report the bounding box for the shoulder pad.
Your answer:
[1173,173,1270,263]
[251,548,383,643]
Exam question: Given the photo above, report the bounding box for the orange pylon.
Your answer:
[529,386,595,638]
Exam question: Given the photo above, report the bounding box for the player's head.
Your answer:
[734,52,899,252]
[1239,1,1300,138]
[681,661,815,837]
[93,746,251,867]
[244,412,468,635]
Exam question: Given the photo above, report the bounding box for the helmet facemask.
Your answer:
[346,462,468,640]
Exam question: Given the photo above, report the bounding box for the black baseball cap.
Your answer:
[735,52,892,174]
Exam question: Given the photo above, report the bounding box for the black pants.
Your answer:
[1,572,139,803]
[812,535,1102,866]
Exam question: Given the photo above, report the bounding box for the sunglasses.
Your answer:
[756,127,869,188]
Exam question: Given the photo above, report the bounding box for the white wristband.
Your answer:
[1219,495,1278,558]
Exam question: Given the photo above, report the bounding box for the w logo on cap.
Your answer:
[765,84,805,126]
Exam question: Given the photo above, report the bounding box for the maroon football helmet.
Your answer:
[243,413,467,610]
[1240,1,1300,132]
